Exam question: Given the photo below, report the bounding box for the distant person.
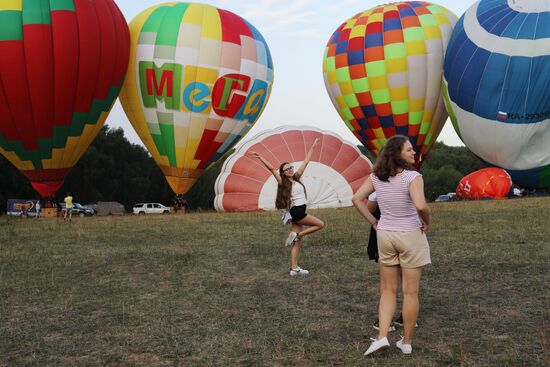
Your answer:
[172,196,179,213]
[249,138,324,277]
[35,200,41,219]
[174,195,188,213]
[64,192,74,221]
[20,205,28,218]
[353,135,430,356]
[180,198,189,213]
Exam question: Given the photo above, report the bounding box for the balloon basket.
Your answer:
[41,208,58,218]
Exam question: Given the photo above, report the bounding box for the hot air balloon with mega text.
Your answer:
[0,0,130,197]
[120,2,274,195]
[442,0,550,189]
[456,168,512,200]
[214,126,372,212]
[323,2,457,168]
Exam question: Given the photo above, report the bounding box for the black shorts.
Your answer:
[289,204,307,223]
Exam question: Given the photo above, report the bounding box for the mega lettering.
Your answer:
[183,82,211,113]
[139,61,182,110]
[233,80,269,123]
[212,74,251,118]
[139,62,268,121]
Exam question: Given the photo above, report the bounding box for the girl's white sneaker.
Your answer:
[396,337,412,354]
[289,266,309,276]
[285,232,298,246]
[363,337,390,356]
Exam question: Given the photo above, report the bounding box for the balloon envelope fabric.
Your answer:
[456,168,512,200]
[323,1,457,168]
[443,0,550,189]
[214,126,372,212]
[120,2,274,195]
[0,0,130,197]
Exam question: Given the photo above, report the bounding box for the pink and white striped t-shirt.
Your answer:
[371,170,422,232]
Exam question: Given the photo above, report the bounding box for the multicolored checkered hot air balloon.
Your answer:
[443,0,550,189]
[323,2,457,168]
[0,0,130,197]
[120,2,274,195]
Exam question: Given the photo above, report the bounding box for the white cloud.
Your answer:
[238,0,318,30]
[229,0,349,41]
[294,28,324,39]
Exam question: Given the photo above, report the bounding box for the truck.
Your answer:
[133,203,171,215]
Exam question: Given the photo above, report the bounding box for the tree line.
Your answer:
[0,126,486,213]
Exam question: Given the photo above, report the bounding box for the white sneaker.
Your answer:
[289,266,309,276]
[285,232,298,246]
[363,336,390,356]
[396,337,412,354]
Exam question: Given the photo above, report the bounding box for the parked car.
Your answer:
[435,194,452,202]
[60,203,96,217]
[133,203,171,215]
[435,193,458,202]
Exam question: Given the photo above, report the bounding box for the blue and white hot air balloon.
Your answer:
[443,0,550,188]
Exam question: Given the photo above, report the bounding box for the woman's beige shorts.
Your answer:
[377,229,431,268]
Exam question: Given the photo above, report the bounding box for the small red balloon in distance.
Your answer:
[456,168,512,200]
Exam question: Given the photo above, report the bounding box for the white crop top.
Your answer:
[291,181,307,207]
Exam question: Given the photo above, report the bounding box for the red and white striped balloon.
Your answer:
[214,126,372,212]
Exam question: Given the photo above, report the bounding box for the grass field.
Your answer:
[0,198,549,366]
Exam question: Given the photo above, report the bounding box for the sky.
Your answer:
[109,0,473,148]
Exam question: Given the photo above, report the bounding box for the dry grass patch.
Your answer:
[0,198,549,366]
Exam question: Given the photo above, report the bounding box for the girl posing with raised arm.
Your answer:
[249,138,325,277]
[352,135,431,356]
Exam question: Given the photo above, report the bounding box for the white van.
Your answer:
[133,203,171,215]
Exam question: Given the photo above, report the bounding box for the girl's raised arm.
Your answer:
[248,151,282,185]
[295,138,319,178]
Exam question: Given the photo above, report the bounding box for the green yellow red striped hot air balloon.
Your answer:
[120,2,274,195]
[322,2,457,168]
[0,0,130,197]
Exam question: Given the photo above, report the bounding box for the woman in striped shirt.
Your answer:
[352,135,430,356]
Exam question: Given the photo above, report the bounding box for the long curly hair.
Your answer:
[373,135,414,182]
[275,162,307,210]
